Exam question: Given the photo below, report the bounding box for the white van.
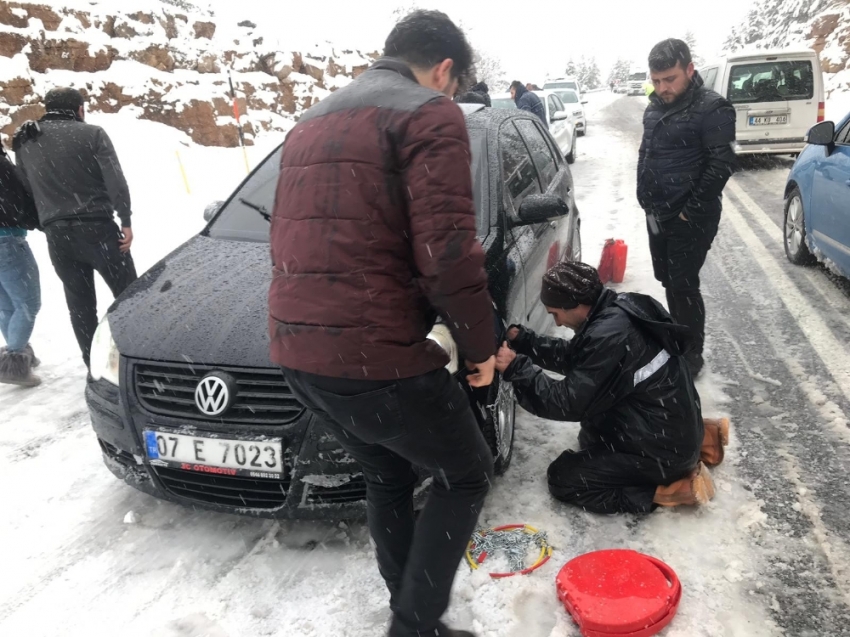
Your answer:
[699,49,824,155]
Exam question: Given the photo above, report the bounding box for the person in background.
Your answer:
[495,261,731,514]
[269,10,496,637]
[637,39,737,376]
[468,80,491,106]
[0,145,41,387]
[14,87,137,372]
[510,80,546,124]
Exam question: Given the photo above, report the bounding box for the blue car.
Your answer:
[784,111,850,276]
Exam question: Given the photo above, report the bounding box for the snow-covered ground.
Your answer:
[2,90,850,636]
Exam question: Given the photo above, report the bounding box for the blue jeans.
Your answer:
[0,235,41,352]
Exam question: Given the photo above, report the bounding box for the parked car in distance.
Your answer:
[627,67,649,96]
[85,104,581,520]
[543,77,582,100]
[783,111,850,278]
[491,91,578,163]
[549,88,588,136]
[699,48,824,155]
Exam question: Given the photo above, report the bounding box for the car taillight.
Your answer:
[818,102,825,123]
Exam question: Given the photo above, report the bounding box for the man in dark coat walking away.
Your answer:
[510,81,546,125]
[495,262,731,514]
[637,39,737,376]
[269,11,496,637]
[14,87,137,370]
[0,146,41,387]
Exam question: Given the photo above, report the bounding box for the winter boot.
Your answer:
[653,462,715,507]
[24,343,40,368]
[701,417,730,467]
[0,349,41,388]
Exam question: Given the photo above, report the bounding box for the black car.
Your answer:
[85,104,581,519]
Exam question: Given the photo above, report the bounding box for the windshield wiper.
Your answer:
[239,197,271,222]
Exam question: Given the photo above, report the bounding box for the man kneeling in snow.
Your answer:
[495,261,729,513]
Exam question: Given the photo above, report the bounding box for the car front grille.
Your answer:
[154,466,291,509]
[305,476,368,504]
[134,361,304,425]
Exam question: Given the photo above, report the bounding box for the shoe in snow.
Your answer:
[654,462,715,507]
[701,418,730,467]
[24,343,40,368]
[0,349,41,388]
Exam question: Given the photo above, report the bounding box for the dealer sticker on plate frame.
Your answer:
[144,430,284,479]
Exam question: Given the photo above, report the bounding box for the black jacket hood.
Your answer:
[612,291,690,356]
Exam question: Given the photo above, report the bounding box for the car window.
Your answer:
[835,120,850,145]
[515,118,557,190]
[547,95,560,121]
[727,60,815,104]
[208,146,282,243]
[468,129,489,237]
[544,81,578,93]
[500,121,541,212]
[555,90,579,104]
[701,67,718,90]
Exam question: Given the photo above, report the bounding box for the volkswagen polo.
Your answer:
[85,104,581,519]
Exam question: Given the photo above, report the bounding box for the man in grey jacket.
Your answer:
[14,87,137,369]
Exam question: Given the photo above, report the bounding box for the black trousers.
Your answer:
[647,215,719,363]
[45,221,137,368]
[547,445,695,514]
[282,367,494,637]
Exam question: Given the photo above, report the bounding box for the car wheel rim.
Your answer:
[786,196,803,254]
[496,380,515,462]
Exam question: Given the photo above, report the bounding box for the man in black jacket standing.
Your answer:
[637,39,736,376]
[496,262,730,513]
[510,81,546,125]
[14,88,136,370]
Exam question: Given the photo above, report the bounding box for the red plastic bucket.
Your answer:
[612,240,628,284]
[556,550,681,637]
[598,239,616,284]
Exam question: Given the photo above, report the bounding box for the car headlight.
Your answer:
[90,316,120,385]
[426,323,459,374]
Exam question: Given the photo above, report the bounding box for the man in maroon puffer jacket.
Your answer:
[269,10,496,637]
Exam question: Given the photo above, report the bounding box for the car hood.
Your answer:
[108,235,275,368]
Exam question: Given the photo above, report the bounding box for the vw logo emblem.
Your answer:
[195,373,235,417]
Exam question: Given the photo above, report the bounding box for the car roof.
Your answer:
[718,48,820,63]
[458,103,486,116]
[464,106,544,129]
[545,77,578,83]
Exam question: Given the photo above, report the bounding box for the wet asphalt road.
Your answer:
[599,94,850,636]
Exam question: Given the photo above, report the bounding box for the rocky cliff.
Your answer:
[724,0,850,100]
[0,0,379,146]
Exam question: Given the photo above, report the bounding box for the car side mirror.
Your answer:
[515,194,569,226]
[551,110,569,122]
[806,121,835,146]
[203,200,224,222]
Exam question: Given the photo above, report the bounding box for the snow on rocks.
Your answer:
[0,1,378,146]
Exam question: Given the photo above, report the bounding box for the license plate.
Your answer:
[144,430,284,478]
[749,115,787,126]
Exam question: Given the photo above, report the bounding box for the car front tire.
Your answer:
[480,376,516,475]
[566,136,577,164]
[784,187,816,266]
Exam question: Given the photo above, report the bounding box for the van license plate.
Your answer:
[750,115,788,126]
[144,430,284,477]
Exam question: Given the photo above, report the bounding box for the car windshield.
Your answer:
[209,131,489,242]
[555,90,579,104]
[629,72,647,81]
[544,82,578,92]
[491,97,516,110]
[727,60,815,104]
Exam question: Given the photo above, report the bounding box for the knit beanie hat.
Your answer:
[540,261,603,309]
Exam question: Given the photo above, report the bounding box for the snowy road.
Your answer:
[3,93,850,637]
